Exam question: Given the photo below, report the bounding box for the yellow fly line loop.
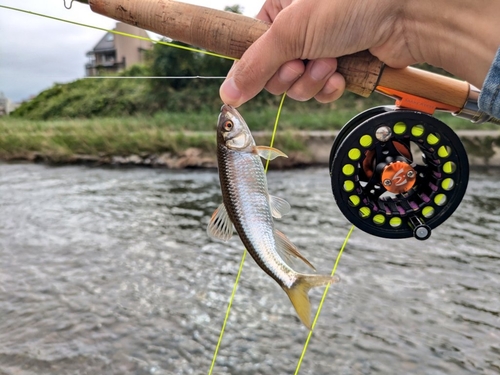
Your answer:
[294,225,354,374]
[0,4,235,61]
[0,4,355,374]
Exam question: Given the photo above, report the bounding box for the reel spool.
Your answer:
[329,106,469,240]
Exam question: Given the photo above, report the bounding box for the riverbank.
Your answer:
[2,111,499,168]
[4,130,500,168]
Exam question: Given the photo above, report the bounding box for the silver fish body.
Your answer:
[207,105,338,328]
[218,119,295,287]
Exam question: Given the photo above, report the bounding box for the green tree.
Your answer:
[149,40,202,90]
[224,4,244,13]
[146,38,233,110]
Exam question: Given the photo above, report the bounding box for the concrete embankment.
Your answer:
[268,130,500,169]
[11,130,500,169]
[103,130,500,169]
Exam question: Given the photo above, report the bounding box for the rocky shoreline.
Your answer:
[4,130,500,169]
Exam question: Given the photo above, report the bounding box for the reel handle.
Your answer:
[89,0,479,115]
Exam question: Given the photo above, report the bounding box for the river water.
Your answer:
[0,163,498,375]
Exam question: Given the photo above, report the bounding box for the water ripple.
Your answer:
[0,164,498,374]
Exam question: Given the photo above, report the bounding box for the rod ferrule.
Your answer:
[453,85,500,124]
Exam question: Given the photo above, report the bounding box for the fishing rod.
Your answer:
[75,0,497,124]
[76,0,499,240]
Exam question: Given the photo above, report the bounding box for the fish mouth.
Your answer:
[219,104,252,150]
[220,104,232,114]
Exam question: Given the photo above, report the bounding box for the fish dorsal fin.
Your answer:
[207,203,234,241]
[269,194,291,219]
[274,229,316,271]
[255,145,288,160]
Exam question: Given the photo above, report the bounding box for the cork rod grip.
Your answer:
[88,0,383,97]
[88,0,469,106]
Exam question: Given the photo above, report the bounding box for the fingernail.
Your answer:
[220,77,242,105]
[310,60,332,81]
[279,65,301,83]
[322,80,339,95]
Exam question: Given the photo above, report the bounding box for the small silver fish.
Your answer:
[207,104,338,329]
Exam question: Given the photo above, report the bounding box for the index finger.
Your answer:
[219,19,300,106]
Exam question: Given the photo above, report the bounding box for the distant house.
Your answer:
[0,92,17,116]
[85,22,153,76]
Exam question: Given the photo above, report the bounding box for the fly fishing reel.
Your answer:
[330,106,469,240]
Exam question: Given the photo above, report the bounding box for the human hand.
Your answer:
[220,0,500,108]
[220,0,410,107]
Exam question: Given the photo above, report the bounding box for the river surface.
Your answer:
[0,163,499,375]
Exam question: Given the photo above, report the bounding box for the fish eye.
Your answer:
[223,120,233,131]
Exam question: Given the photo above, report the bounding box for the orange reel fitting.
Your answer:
[362,141,412,179]
[380,161,416,194]
[376,86,461,114]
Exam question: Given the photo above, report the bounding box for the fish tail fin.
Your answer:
[283,274,340,329]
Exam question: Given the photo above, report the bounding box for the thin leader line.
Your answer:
[84,76,226,79]
[3,4,356,374]
[0,4,240,371]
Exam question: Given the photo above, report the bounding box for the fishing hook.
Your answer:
[63,0,89,9]
[63,0,74,9]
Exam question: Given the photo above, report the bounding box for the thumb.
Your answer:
[219,25,298,107]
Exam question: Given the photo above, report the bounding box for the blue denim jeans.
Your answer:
[479,47,500,118]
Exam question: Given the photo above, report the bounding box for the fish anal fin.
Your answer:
[255,145,288,160]
[269,195,291,219]
[274,229,316,271]
[207,203,234,241]
[284,274,340,329]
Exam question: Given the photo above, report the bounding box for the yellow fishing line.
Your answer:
[0,4,235,61]
[3,4,356,373]
[264,93,287,172]
[294,225,355,375]
[207,250,247,375]
[208,93,287,374]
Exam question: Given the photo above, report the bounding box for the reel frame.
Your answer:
[329,106,469,240]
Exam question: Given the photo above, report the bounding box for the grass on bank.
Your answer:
[0,107,496,162]
[0,109,317,161]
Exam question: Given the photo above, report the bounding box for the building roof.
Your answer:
[92,32,116,53]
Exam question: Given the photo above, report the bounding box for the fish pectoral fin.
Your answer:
[207,203,234,241]
[255,145,288,160]
[284,273,339,329]
[269,195,291,219]
[274,229,316,271]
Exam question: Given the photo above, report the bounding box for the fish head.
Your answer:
[217,104,255,152]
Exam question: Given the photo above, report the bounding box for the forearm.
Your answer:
[403,0,500,88]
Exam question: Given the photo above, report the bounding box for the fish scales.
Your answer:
[207,104,338,329]
[218,145,297,288]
